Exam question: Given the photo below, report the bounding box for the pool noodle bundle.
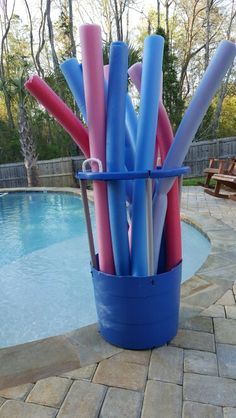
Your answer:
[79,24,114,274]
[106,42,130,275]
[24,76,90,158]
[25,25,235,279]
[131,35,164,276]
[128,62,182,271]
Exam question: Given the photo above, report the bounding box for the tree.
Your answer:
[11,69,38,186]
[156,27,184,130]
[0,0,16,128]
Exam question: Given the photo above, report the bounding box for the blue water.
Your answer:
[0,192,210,348]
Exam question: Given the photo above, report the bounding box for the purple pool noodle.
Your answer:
[153,40,236,270]
[131,35,164,276]
[106,41,130,275]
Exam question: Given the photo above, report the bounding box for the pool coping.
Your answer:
[0,186,236,390]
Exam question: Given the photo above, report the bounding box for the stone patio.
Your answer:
[0,186,236,418]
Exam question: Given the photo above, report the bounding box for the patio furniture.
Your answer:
[203,158,230,188]
[204,159,236,199]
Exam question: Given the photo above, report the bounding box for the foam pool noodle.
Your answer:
[79,23,114,274]
[60,58,87,123]
[106,41,130,275]
[25,75,90,158]
[131,35,164,276]
[153,40,236,271]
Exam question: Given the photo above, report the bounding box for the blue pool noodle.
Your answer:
[153,40,236,271]
[60,58,87,122]
[106,41,130,275]
[131,35,164,276]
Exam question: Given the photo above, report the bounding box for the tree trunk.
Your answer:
[18,102,38,187]
[68,0,77,57]
[46,0,60,73]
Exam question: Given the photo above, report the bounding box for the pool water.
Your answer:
[0,192,211,348]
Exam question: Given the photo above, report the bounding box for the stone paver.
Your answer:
[184,373,236,407]
[26,377,72,408]
[111,349,151,365]
[184,349,218,375]
[201,304,225,318]
[0,383,34,400]
[180,316,213,333]
[0,400,57,418]
[224,407,236,418]
[182,401,223,418]
[66,324,122,367]
[149,346,183,384]
[93,358,147,391]
[216,290,235,306]
[141,380,182,418]
[100,388,143,418]
[60,364,97,381]
[225,306,236,319]
[0,187,236,418]
[217,344,236,379]
[214,318,236,344]
[0,336,80,390]
[57,380,106,418]
[170,329,215,352]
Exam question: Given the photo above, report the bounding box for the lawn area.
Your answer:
[182,176,216,186]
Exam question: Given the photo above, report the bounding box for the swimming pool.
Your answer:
[0,192,211,348]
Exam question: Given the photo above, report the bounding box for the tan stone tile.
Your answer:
[110,349,151,365]
[224,407,236,418]
[184,373,236,407]
[0,400,57,418]
[226,306,236,319]
[0,336,80,390]
[0,383,34,400]
[184,349,217,375]
[200,304,225,318]
[149,346,183,384]
[0,397,5,407]
[216,290,235,306]
[60,364,97,381]
[142,380,182,418]
[57,380,106,418]
[180,316,213,333]
[26,377,72,408]
[66,324,122,367]
[214,318,236,344]
[93,358,147,391]
[183,401,223,418]
[170,329,215,352]
[100,388,142,418]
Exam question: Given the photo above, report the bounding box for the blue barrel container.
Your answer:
[91,261,182,349]
[76,166,189,350]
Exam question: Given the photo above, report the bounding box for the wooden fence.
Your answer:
[0,137,236,187]
[184,136,236,177]
[0,156,85,188]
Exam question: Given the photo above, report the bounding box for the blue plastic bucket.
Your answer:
[91,261,182,349]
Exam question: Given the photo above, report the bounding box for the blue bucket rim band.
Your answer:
[76,166,190,181]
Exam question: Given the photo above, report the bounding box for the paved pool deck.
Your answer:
[0,186,236,418]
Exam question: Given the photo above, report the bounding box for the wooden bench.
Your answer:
[204,159,236,200]
[203,158,230,188]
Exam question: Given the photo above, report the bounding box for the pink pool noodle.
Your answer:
[157,104,181,271]
[128,62,181,270]
[25,75,90,158]
[79,24,114,274]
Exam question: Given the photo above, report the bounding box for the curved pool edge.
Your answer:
[0,186,236,390]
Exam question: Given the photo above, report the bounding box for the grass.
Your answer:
[182,176,216,187]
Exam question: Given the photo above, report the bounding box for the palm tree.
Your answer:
[11,69,39,187]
